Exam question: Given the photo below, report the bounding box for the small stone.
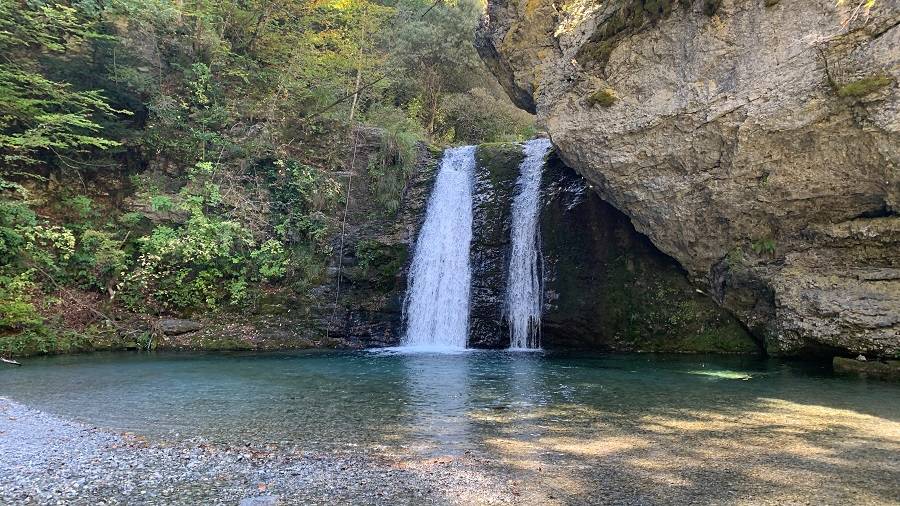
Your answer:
[239,495,279,506]
[157,319,202,336]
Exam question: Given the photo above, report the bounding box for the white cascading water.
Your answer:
[401,145,476,350]
[506,138,552,350]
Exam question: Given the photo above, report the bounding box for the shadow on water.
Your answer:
[1,350,898,503]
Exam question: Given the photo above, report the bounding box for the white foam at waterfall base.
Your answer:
[401,145,476,352]
[506,138,553,350]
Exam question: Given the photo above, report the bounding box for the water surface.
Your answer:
[2,351,898,456]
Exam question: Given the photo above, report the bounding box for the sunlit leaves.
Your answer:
[0,1,128,164]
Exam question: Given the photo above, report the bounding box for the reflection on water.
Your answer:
[1,350,898,456]
[403,353,472,452]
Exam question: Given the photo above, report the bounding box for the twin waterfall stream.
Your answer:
[401,139,553,351]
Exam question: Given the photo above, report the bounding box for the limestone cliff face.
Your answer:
[477,0,900,356]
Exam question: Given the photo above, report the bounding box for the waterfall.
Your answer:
[506,138,552,350]
[401,145,476,350]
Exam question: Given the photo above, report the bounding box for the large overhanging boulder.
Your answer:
[477,0,900,356]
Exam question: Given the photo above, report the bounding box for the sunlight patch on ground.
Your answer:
[468,395,900,505]
[537,436,648,458]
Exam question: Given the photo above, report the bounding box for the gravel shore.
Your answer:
[3,396,899,505]
[0,398,523,505]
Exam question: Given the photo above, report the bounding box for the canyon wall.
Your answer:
[477,0,900,356]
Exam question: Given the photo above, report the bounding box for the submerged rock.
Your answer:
[477,0,900,357]
[833,356,900,381]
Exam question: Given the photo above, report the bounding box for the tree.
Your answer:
[0,1,127,166]
[386,0,486,134]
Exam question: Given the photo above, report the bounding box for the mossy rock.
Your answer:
[475,143,525,187]
[703,0,721,16]
[587,87,618,107]
[194,336,255,351]
[833,357,900,382]
[347,239,408,289]
[837,75,895,98]
[596,255,757,353]
[468,143,527,347]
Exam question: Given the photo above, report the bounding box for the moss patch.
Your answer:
[599,255,758,353]
[837,75,895,98]
[1,325,149,357]
[475,143,526,187]
[191,336,255,351]
[347,239,408,289]
[587,87,618,107]
[539,160,759,354]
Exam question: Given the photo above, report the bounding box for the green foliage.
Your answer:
[122,211,255,310]
[0,271,41,329]
[837,75,894,98]
[150,195,175,212]
[64,195,95,220]
[365,106,424,214]
[70,230,128,291]
[0,323,99,356]
[0,0,536,356]
[266,159,341,252]
[382,0,533,139]
[114,154,341,311]
[440,88,536,143]
[0,182,47,340]
[251,239,289,281]
[751,238,777,257]
[0,1,128,164]
[0,181,36,265]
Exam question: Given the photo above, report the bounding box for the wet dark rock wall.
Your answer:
[468,144,757,352]
[539,155,756,352]
[468,144,525,348]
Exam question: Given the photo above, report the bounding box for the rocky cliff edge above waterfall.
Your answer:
[476,0,900,357]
